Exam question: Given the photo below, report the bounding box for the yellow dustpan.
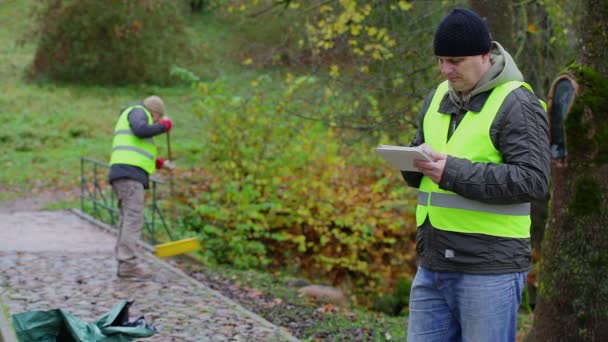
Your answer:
[154,237,201,258]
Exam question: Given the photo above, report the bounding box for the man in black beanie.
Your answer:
[402,8,550,342]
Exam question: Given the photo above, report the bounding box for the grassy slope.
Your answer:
[0,1,261,200]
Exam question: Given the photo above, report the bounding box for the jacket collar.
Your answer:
[438,90,492,115]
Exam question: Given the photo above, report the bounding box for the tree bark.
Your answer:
[469,0,515,52]
[530,1,608,340]
[577,0,608,76]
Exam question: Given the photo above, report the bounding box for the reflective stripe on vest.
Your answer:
[109,105,157,175]
[415,80,542,238]
[418,191,531,216]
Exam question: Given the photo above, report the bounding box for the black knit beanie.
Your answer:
[433,8,492,57]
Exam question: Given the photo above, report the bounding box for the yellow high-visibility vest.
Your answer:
[416,80,542,238]
[109,105,157,175]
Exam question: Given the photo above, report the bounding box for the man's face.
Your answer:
[438,54,490,95]
[151,111,162,122]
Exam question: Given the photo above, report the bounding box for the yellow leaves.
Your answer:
[366,26,378,38]
[242,58,253,65]
[289,234,307,253]
[302,0,397,63]
[398,1,412,11]
[306,22,317,35]
[320,5,333,13]
[339,0,357,12]
[320,235,330,246]
[288,1,300,9]
[352,13,365,24]
[329,65,340,78]
[362,4,372,16]
[377,27,389,41]
[285,72,294,84]
[527,23,538,33]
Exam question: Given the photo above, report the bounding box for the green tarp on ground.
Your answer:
[11,300,156,342]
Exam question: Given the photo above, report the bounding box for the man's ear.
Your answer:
[482,52,491,64]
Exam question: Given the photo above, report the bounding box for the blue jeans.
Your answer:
[407,266,526,342]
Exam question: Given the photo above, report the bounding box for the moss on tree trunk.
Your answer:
[531,65,608,341]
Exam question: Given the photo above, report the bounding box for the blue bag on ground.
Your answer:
[11,300,157,342]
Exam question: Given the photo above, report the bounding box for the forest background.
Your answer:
[1,0,597,340]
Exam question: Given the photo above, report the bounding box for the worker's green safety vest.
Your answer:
[416,80,543,238]
[109,105,157,175]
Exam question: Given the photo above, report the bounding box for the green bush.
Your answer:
[372,276,412,316]
[179,74,419,303]
[29,0,193,85]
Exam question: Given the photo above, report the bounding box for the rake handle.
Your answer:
[166,130,175,197]
[166,130,173,161]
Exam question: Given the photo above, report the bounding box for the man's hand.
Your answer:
[414,143,447,184]
[156,157,176,170]
[158,118,172,132]
[162,160,176,170]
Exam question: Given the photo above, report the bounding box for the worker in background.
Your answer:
[108,95,174,279]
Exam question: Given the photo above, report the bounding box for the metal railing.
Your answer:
[79,157,173,244]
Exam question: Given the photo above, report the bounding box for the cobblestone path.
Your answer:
[0,210,299,342]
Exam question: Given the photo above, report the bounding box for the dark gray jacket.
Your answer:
[403,42,550,274]
[108,102,167,189]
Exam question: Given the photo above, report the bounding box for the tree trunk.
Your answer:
[469,0,515,52]
[577,0,608,76]
[530,1,608,340]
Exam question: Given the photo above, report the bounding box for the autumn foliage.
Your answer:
[172,76,419,303]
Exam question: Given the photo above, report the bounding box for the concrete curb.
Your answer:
[68,208,300,342]
[0,299,17,342]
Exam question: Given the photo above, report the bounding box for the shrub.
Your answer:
[29,0,192,85]
[178,74,419,303]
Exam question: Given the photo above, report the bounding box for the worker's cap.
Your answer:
[143,95,165,116]
[433,8,492,57]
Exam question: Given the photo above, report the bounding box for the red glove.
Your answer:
[158,118,172,132]
[156,157,165,169]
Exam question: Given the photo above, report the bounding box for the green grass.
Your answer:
[0,1,280,200]
[0,299,17,341]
